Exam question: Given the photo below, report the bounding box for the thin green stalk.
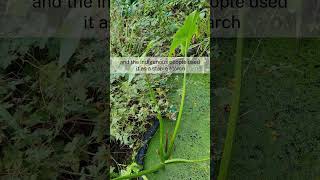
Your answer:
[141,41,165,162]
[166,71,186,159]
[112,158,209,180]
[164,157,210,164]
[111,163,165,180]
[166,46,188,159]
[217,11,244,180]
[146,75,165,162]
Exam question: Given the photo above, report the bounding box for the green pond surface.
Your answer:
[214,39,320,179]
[144,74,210,179]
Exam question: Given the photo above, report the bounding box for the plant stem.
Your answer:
[164,157,210,164]
[140,41,166,162]
[111,163,165,180]
[166,46,188,159]
[112,158,209,180]
[166,70,186,159]
[146,75,165,162]
[217,11,244,180]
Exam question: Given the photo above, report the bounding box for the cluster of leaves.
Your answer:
[110,0,210,57]
[110,74,175,153]
[110,162,146,180]
[0,38,108,179]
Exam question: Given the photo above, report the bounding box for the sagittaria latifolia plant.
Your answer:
[112,11,209,180]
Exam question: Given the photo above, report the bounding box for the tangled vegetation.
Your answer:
[111,74,173,150]
[111,0,209,57]
[0,38,108,179]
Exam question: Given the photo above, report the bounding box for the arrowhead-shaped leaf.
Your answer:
[169,11,200,57]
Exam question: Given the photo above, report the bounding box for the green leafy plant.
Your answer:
[110,0,209,57]
[112,10,209,180]
[110,74,171,149]
[0,38,108,179]
[110,40,175,176]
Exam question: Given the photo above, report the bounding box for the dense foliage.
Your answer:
[111,74,174,150]
[110,0,209,175]
[111,0,209,57]
[0,38,108,179]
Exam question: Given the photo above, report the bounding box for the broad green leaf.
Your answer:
[169,11,200,57]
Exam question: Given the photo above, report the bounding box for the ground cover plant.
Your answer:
[110,0,210,179]
[111,74,172,149]
[0,38,108,179]
[110,0,209,57]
